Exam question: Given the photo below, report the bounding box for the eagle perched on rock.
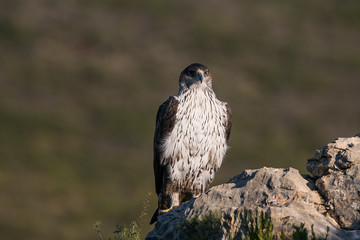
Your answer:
[150,63,232,224]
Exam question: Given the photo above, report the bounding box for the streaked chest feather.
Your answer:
[162,89,228,184]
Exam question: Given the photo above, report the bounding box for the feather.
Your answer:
[151,63,231,224]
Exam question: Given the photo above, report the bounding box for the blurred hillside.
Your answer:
[0,0,359,239]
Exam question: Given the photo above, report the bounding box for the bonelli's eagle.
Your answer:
[150,63,232,224]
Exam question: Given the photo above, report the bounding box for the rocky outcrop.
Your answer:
[307,134,360,230]
[146,135,360,240]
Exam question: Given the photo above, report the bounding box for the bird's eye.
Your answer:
[188,70,195,76]
[204,70,209,76]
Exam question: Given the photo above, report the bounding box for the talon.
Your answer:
[160,207,173,213]
[160,204,179,214]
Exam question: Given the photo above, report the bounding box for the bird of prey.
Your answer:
[150,63,232,224]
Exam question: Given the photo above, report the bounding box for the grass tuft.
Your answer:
[94,193,151,240]
[292,223,329,240]
[241,208,273,240]
[177,211,223,240]
[176,208,330,240]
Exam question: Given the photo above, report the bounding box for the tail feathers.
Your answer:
[150,208,159,225]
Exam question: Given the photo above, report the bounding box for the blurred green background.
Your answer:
[0,0,359,239]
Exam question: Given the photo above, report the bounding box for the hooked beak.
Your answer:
[195,70,204,83]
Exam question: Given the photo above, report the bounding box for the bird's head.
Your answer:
[179,63,212,91]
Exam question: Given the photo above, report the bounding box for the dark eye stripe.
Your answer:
[188,70,195,76]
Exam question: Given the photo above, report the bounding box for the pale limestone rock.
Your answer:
[146,135,360,239]
[307,135,360,177]
[308,134,360,230]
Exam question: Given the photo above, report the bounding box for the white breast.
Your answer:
[162,88,229,191]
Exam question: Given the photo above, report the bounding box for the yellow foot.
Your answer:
[160,208,172,213]
[160,204,179,213]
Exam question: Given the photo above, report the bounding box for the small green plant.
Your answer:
[93,221,104,240]
[241,208,274,240]
[177,211,223,240]
[175,208,330,240]
[113,222,141,240]
[292,223,308,240]
[292,223,329,240]
[94,193,151,240]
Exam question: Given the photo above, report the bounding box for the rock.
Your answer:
[307,134,360,230]
[146,135,360,239]
[307,135,360,177]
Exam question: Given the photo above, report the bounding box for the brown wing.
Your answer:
[225,103,232,142]
[153,96,179,195]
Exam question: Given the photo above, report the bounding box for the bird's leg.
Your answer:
[193,193,201,198]
[160,192,180,213]
[170,192,180,207]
